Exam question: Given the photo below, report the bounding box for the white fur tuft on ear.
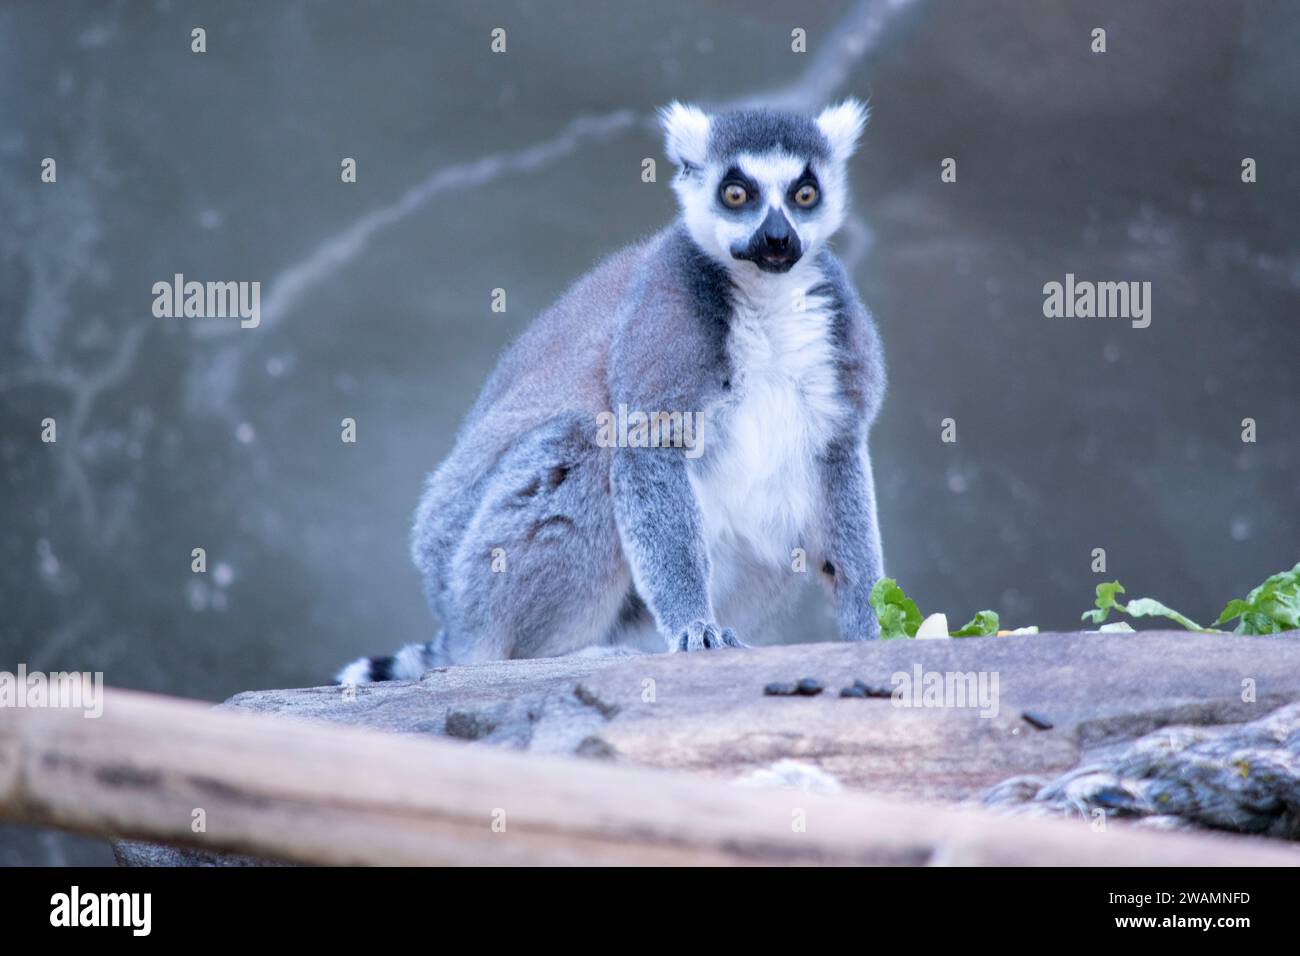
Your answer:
[658,101,711,169]
[816,98,869,162]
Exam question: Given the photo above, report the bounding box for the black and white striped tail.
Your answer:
[334,633,446,685]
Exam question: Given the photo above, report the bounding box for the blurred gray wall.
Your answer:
[2,0,1298,863]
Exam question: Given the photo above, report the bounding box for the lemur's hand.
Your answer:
[673,619,747,652]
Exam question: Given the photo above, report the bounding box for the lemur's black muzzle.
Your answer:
[732,207,802,273]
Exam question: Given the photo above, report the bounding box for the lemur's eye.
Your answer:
[721,183,749,208]
[793,183,819,207]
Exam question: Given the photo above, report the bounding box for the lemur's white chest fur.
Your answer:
[689,263,845,583]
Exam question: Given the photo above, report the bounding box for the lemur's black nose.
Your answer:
[761,207,792,250]
[732,206,802,272]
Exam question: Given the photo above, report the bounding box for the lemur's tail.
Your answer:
[334,631,448,685]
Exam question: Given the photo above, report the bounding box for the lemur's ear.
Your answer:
[816,98,869,163]
[659,102,710,170]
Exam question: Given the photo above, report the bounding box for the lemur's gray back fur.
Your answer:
[337,100,886,684]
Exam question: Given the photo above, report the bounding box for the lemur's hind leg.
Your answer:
[338,415,628,683]
[440,414,631,663]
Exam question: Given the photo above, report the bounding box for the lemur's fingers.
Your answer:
[673,622,699,651]
[718,627,748,649]
[674,620,745,651]
[675,619,717,651]
[678,621,705,651]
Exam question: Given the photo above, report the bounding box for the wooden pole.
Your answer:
[1,687,1295,866]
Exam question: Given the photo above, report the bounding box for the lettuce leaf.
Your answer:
[1213,562,1300,634]
[873,564,1300,642]
[1081,581,1208,631]
[1119,597,1206,632]
[869,578,922,640]
[868,578,999,639]
[951,610,1000,637]
[1081,581,1126,625]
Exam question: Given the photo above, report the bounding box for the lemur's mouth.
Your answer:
[733,241,802,272]
[733,247,800,273]
[753,251,800,273]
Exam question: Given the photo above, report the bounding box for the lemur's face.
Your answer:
[660,100,867,276]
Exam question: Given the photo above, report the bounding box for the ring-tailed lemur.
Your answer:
[337,99,885,684]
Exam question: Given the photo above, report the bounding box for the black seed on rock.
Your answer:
[853,679,893,698]
[840,685,868,698]
[1021,710,1054,730]
[796,678,824,696]
[445,709,498,740]
[764,682,798,696]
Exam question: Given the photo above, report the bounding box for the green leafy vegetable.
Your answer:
[869,578,922,640]
[1079,565,1300,634]
[1213,562,1300,634]
[1081,581,1126,625]
[1119,597,1206,632]
[870,564,1300,641]
[951,610,1000,637]
[869,578,1000,639]
[1081,580,1210,631]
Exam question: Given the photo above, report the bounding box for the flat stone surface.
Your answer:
[116,630,1300,866]
[225,631,1300,798]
